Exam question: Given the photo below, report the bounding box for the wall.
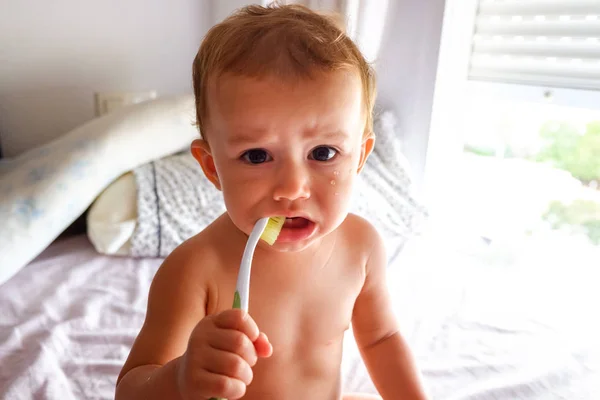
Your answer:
[375,0,446,189]
[0,0,210,157]
[211,0,249,25]
[0,0,447,190]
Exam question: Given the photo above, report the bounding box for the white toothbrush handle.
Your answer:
[235,217,268,311]
[209,218,269,400]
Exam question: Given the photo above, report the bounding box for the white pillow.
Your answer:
[87,172,137,255]
[0,95,199,286]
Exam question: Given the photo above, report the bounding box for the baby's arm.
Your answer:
[115,243,206,399]
[351,230,429,400]
[115,241,271,400]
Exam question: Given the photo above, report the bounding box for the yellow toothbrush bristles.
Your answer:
[260,216,285,245]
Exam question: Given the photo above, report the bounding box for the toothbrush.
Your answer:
[233,216,285,311]
[210,216,285,400]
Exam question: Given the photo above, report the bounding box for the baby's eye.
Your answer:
[309,146,337,162]
[241,149,272,164]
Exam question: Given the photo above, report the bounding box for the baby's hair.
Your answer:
[192,2,376,139]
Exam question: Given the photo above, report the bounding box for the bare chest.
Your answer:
[204,241,367,399]
[253,267,361,351]
[244,260,364,399]
[212,254,365,354]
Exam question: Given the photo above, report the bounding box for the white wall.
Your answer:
[375,0,446,189]
[0,0,447,189]
[0,0,210,157]
[211,0,250,25]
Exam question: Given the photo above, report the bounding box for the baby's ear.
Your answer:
[191,139,221,190]
[356,133,375,174]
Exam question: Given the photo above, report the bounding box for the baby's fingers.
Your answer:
[205,349,253,386]
[210,329,258,366]
[213,309,260,342]
[197,369,247,400]
[254,332,273,358]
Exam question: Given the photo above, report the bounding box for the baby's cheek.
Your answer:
[326,169,355,199]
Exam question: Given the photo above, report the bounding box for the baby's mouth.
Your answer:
[283,217,311,229]
[276,217,316,243]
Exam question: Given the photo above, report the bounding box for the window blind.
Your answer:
[468,0,600,91]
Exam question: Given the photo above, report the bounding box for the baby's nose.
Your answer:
[272,163,310,202]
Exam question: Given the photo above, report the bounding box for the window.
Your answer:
[426,0,600,267]
[469,0,600,92]
[458,91,600,261]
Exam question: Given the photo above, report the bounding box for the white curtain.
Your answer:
[281,0,390,63]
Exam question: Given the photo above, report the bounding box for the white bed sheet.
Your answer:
[378,232,600,399]
[1,234,599,399]
[0,235,161,399]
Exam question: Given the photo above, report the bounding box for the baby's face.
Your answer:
[194,70,372,252]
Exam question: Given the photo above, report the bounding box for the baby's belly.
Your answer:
[243,339,345,399]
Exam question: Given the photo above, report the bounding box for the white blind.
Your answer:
[468,0,600,91]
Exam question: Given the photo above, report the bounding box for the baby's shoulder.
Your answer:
[151,221,225,289]
[338,213,385,257]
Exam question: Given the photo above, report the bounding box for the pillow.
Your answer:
[87,151,226,257]
[87,172,137,255]
[87,111,428,262]
[0,95,199,286]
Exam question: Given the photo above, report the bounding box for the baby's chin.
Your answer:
[262,225,343,254]
[258,237,320,253]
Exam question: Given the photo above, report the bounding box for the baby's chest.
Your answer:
[248,264,364,350]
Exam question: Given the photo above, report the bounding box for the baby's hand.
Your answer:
[177,309,273,400]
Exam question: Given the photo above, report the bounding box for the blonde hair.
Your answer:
[192,3,376,139]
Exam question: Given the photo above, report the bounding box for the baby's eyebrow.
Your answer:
[227,134,258,147]
[225,128,266,147]
[311,130,349,141]
[226,128,349,147]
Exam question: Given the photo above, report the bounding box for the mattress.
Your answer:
[1,233,599,399]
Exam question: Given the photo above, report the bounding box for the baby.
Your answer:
[116,4,428,400]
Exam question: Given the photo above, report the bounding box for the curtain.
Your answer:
[285,0,390,63]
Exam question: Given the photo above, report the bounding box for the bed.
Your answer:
[2,231,598,399]
[1,96,599,399]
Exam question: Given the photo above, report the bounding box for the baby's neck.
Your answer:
[253,232,337,274]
